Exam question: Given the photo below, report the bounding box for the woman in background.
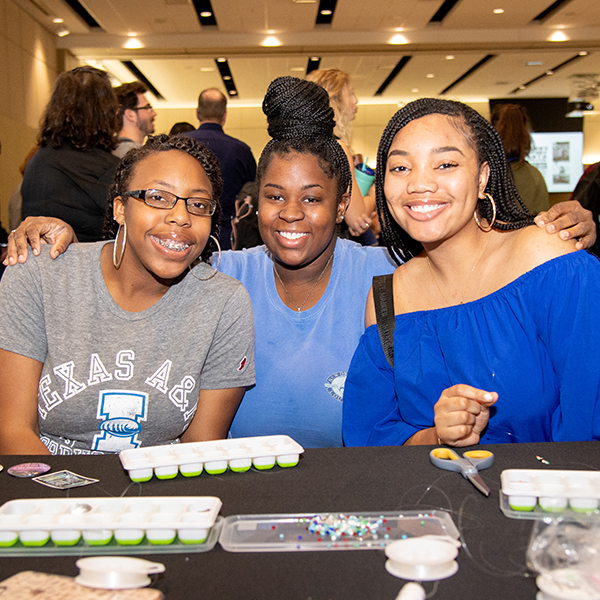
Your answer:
[491,103,549,215]
[307,68,377,242]
[21,66,121,242]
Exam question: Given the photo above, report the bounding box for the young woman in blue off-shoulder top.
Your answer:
[343,98,600,447]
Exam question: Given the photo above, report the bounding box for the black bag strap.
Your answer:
[373,274,395,368]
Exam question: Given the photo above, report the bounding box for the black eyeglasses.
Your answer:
[123,189,216,217]
[131,104,153,111]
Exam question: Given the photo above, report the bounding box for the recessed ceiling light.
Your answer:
[546,70,554,76]
[124,38,143,49]
[229,90,237,95]
[411,88,419,93]
[549,31,568,42]
[262,36,281,47]
[53,17,64,24]
[445,55,455,60]
[426,73,434,78]
[579,51,588,56]
[57,28,70,37]
[320,9,332,15]
[310,56,320,62]
[290,67,305,72]
[390,34,408,45]
[526,61,544,66]
[493,8,504,14]
[200,67,214,72]
[216,57,226,62]
[223,75,231,80]
[200,11,212,17]
[519,85,526,90]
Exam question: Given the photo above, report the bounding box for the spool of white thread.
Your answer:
[385,536,461,582]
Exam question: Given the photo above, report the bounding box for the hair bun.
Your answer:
[262,76,335,141]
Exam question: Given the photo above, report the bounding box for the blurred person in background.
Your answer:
[491,103,549,215]
[21,66,120,242]
[169,122,196,135]
[307,68,377,243]
[113,81,157,158]
[186,88,257,250]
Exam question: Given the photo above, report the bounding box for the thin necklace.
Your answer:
[426,237,488,306]
[273,252,334,312]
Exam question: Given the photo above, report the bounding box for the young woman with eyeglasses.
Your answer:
[0,135,254,455]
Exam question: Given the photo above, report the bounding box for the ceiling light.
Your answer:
[493,8,504,14]
[229,90,237,95]
[555,24,565,29]
[223,75,231,80]
[200,67,214,72]
[310,56,320,62]
[390,34,408,45]
[426,73,434,78]
[320,9,332,15]
[519,85,526,90]
[579,51,588,56]
[546,70,554,76]
[445,55,455,60]
[290,67,305,72]
[57,28,70,37]
[266,29,275,34]
[526,61,543,66]
[127,32,137,37]
[411,88,419,93]
[216,57,226,62]
[394,27,404,32]
[200,11,212,17]
[262,36,281,47]
[549,31,568,42]
[124,38,143,49]
[53,17,64,24]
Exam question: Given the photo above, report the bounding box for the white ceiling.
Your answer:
[13,0,600,108]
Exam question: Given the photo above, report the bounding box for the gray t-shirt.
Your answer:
[0,242,255,454]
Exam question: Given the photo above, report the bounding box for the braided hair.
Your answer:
[257,76,352,201]
[376,98,534,264]
[103,134,222,264]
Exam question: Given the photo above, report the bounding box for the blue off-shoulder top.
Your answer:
[343,251,600,446]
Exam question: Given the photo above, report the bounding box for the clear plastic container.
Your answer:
[219,510,459,552]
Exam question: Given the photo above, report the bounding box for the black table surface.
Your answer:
[0,442,598,599]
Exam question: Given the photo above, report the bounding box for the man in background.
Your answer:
[186,88,256,250]
[113,82,156,158]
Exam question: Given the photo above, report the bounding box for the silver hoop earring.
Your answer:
[474,193,497,232]
[113,222,127,269]
[189,235,221,281]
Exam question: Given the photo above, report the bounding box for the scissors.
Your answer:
[429,448,494,496]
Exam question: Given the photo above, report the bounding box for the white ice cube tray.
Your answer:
[119,435,304,482]
[0,496,221,549]
[501,469,600,516]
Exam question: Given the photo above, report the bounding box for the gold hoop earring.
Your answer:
[474,193,497,232]
[113,222,127,269]
[189,235,221,281]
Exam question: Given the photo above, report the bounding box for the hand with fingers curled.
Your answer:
[3,216,77,267]
[534,200,596,250]
[434,385,498,447]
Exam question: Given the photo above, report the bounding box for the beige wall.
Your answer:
[0,0,59,231]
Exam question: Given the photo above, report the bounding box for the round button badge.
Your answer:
[7,463,52,478]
